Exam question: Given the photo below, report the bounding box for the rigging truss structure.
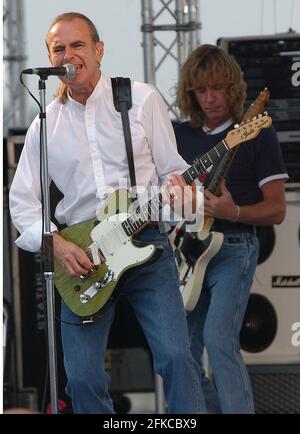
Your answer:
[3,1,201,129]
[141,0,201,120]
[3,0,28,131]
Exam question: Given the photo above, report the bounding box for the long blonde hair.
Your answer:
[176,44,247,127]
[46,12,101,104]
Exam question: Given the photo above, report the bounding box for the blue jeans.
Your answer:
[187,232,259,414]
[61,226,206,414]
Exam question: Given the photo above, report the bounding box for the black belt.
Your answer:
[212,220,256,234]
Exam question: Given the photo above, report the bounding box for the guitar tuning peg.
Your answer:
[263,111,268,116]
[252,116,257,121]
[234,124,239,129]
[258,113,262,118]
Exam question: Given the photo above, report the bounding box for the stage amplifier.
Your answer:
[240,187,300,365]
[6,129,70,412]
[219,33,300,182]
[247,364,300,414]
[6,128,153,411]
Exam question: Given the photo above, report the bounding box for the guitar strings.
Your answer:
[94,120,263,250]
[94,139,233,248]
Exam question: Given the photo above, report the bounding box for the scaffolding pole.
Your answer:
[141,0,201,120]
[3,0,28,131]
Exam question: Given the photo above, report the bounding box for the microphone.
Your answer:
[22,63,76,79]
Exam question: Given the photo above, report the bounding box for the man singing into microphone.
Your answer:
[9,12,205,414]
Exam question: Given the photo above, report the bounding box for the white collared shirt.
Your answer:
[9,73,190,252]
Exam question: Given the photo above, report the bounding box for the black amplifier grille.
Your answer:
[247,365,300,414]
[218,34,300,182]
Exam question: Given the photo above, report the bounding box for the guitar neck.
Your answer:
[121,111,272,237]
[203,89,270,232]
[201,144,242,233]
[181,139,229,185]
[206,146,239,195]
[196,142,239,234]
[121,139,230,236]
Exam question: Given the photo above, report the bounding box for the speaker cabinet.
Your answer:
[218,34,300,183]
[247,364,300,414]
[6,129,71,412]
[241,187,300,364]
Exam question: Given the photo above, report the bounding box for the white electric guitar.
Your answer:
[172,91,271,311]
[169,217,224,311]
[55,115,271,317]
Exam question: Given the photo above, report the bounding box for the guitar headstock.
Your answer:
[225,113,272,149]
[243,88,270,123]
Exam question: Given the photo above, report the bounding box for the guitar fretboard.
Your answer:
[121,139,229,236]
[183,139,228,184]
[206,147,238,194]
[206,91,269,196]
[122,194,163,235]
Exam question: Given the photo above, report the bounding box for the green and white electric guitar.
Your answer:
[54,115,272,317]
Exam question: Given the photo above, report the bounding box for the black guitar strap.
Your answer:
[111,77,136,193]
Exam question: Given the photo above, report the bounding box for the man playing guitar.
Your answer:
[175,44,288,414]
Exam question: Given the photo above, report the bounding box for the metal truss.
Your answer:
[3,0,28,131]
[3,1,201,128]
[141,0,201,120]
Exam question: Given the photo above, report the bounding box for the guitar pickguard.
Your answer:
[54,190,156,317]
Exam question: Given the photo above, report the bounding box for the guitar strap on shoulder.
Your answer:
[111,77,136,192]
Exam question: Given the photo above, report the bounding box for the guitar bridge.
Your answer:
[80,270,115,304]
[86,242,106,265]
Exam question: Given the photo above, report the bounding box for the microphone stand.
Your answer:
[38,76,59,414]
